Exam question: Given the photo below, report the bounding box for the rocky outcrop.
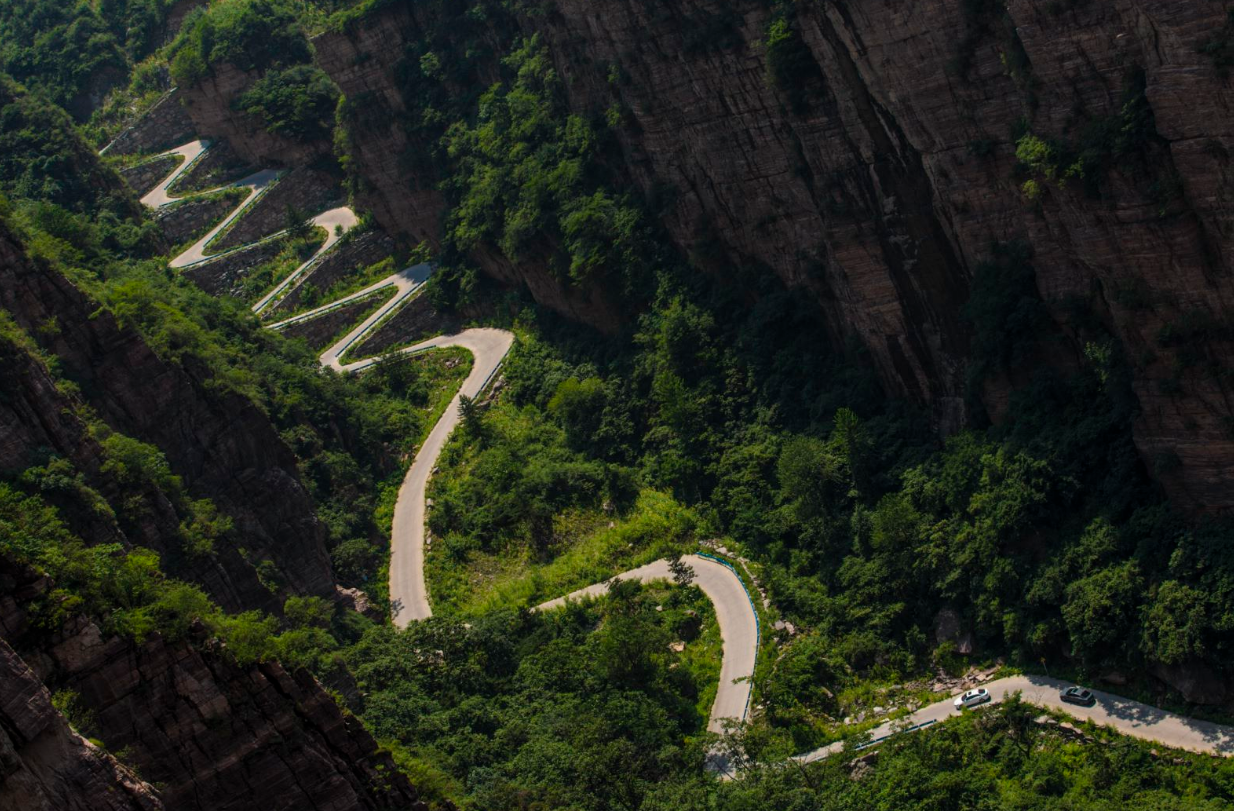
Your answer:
[312,6,446,246]
[32,621,424,811]
[0,638,163,811]
[0,558,421,811]
[0,223,334,612]
[1151,661,1228,705]
[315,0,1234,513]
[180,63,332,168]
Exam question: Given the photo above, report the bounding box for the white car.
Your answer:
[954,688,991,710]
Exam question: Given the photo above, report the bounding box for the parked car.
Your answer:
[1059,686,1096,706]
[954,688,991,710]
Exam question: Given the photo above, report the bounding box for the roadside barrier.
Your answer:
[853,718,939,751]
[695,551,761,722]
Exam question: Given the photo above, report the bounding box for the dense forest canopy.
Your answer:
[1,1,1233,810]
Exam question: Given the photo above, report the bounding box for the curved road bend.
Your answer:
[138,140,359,295]
[250,206,358,314]
[166,167,281,268]
[535,555,759,736]
[139,139,210,208]
[388,328,515,626]
[130,140,1234,769]
[794,674,1234,764]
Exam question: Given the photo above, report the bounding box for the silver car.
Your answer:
[954,688,992,710]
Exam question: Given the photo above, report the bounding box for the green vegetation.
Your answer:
[169,0,311,87]
[274,255,402,319]
[347,582,718,811]
[706,697,1234,810]
[0,0,177,116]
[2,482,277,663]
[763,14,823,114]
[0,77,143,218]
[1014,68,1160,199]
[4,3,1234,810]
[233,226,327,303]
[235,64,340,141]
[440,38,649,290]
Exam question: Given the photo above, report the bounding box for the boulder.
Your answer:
[1151,662,1228,705]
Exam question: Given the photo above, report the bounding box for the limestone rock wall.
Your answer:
[40,622,423,811]
[0,638,163,811]
[180,63,333,168]
[0,560,423,811]
[314,0,1234,513]
[0,223,334,611]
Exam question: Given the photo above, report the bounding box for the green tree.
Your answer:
[1141,580,1207,665]
[1062,562,1144,665]
[458,394,487,444]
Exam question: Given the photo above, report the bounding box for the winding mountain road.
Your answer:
[131,140,1234,771]
[535,555,759,735]
[387,328,514,625]
[794,674,1234,763]
[251,206,358,314]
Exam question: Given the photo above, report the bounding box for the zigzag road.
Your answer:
[132,140,1234,772]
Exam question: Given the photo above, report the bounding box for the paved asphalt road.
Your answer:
[251,206,358,313]
[388,328,515,626]
[139,140,356,286]
[535,555,759,735]
[794,674,1234,764]
[166,167,281,268]
[139,139,209,208]
[133,139,1234,772]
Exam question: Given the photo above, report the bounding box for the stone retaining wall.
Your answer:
[278,292,390,351]
[154,193,238,247]
[350,290,461,357]
[270,229,397,314]
[119,155,181,197]
[103,91,196,157]
[181,239,284,297]
[214,168,341,252]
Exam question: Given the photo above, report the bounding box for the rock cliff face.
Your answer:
[0,637,162,811]
[0,561,423,811]
[0,223,334,612]
[314,0,1234,513]
[180,62,332,168]
[42,624,421,811]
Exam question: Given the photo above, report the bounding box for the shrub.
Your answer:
[169,0,311,87]
[235,65,340,141]
[764,16,821,113]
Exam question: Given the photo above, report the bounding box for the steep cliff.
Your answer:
[180,61,335,168]
[0,559,423,811]
[0,637,162,811]
[0,222,335,613]
[314,0,1234,513]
